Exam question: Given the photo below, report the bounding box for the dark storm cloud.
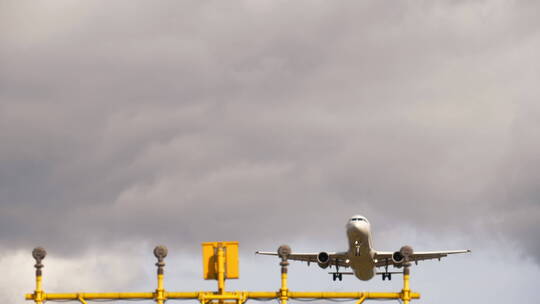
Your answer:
[1,0,539,263]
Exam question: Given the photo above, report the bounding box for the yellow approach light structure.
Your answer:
[203,242,239,280]
[25,242,420,304]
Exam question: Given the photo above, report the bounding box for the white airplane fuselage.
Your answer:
[346,216,376,280]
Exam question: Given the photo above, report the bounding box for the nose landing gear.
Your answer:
[381,258,392,281]
[354,241,361,256]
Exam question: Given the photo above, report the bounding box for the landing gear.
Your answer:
[382,258,391,281]
[332,263,343,281]
[354,241,361,256]
[332,273,343,281]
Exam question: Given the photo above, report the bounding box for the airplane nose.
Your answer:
[347,221,369,233]
[354,221,369,233]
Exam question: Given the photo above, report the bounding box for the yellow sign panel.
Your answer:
[202,241,239,280]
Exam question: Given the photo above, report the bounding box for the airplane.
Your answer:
[256,214,470,281]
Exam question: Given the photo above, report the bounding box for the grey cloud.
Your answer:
[1,0,539,268]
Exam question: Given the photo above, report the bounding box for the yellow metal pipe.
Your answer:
[289,292,399,298]
[355,294,366,304]
[25,291,420,303]
[242,292,278,298]
[217,245,225,294]
[157,274,164,290]
[34,275,43,304]
[402,273,411,304]
[199,293,246,299]
[77,294,88,304]
[164,292,201,298]
[25,291,420,301]
[26,292,155,300]
[35,275,42,293]
[280,272,288,304]
[25,290,420,301]
[156,273,165,304]
[281,272,287,290]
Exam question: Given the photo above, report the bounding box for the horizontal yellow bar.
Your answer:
[201,294,246,300]
[288,292,419,299]
[25,292,155,300]
[242,292,277,298]
[291,292,395,298]
[161,292,201,298]
[26,291,419,301]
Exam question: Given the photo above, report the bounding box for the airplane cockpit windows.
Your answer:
[351,217,366,222]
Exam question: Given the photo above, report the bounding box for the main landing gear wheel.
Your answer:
[382,273,391,281]
[332,273,343,281]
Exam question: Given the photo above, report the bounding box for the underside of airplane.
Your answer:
[256,215,470,281]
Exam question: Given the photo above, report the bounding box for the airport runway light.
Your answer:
[32,247,46,272]
[277,245,291,259]
[277,245,291,304]
[31,247,46,304]
[154,245,168,304]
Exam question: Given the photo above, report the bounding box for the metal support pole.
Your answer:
[217,245,226,295]
[400,245,414,304]
[277,245,291,304]
[77,294,88,304]
[154,245,168,304]
[32,247,46,304]
[402,264,411,304]
[354,294,367,304]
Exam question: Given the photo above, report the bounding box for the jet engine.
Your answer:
[391,245,413,267]
[392,251,404,264]
[317,251,331,269]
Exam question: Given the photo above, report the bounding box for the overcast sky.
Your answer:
[1,1,539,303]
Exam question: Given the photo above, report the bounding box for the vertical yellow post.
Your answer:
[32,247,47,304]
[280,271,288,304]
[35,273,43,304]
[401,264,411,304]
[277,245,291,304]
[217,244,226,294]
[154,245,168,304]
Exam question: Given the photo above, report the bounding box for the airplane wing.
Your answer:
[374,250,471,268]
[256,251,350,268]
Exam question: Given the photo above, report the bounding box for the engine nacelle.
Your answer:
[392,245,413,267]
[392,251,404,264]
[317,251,331,269]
